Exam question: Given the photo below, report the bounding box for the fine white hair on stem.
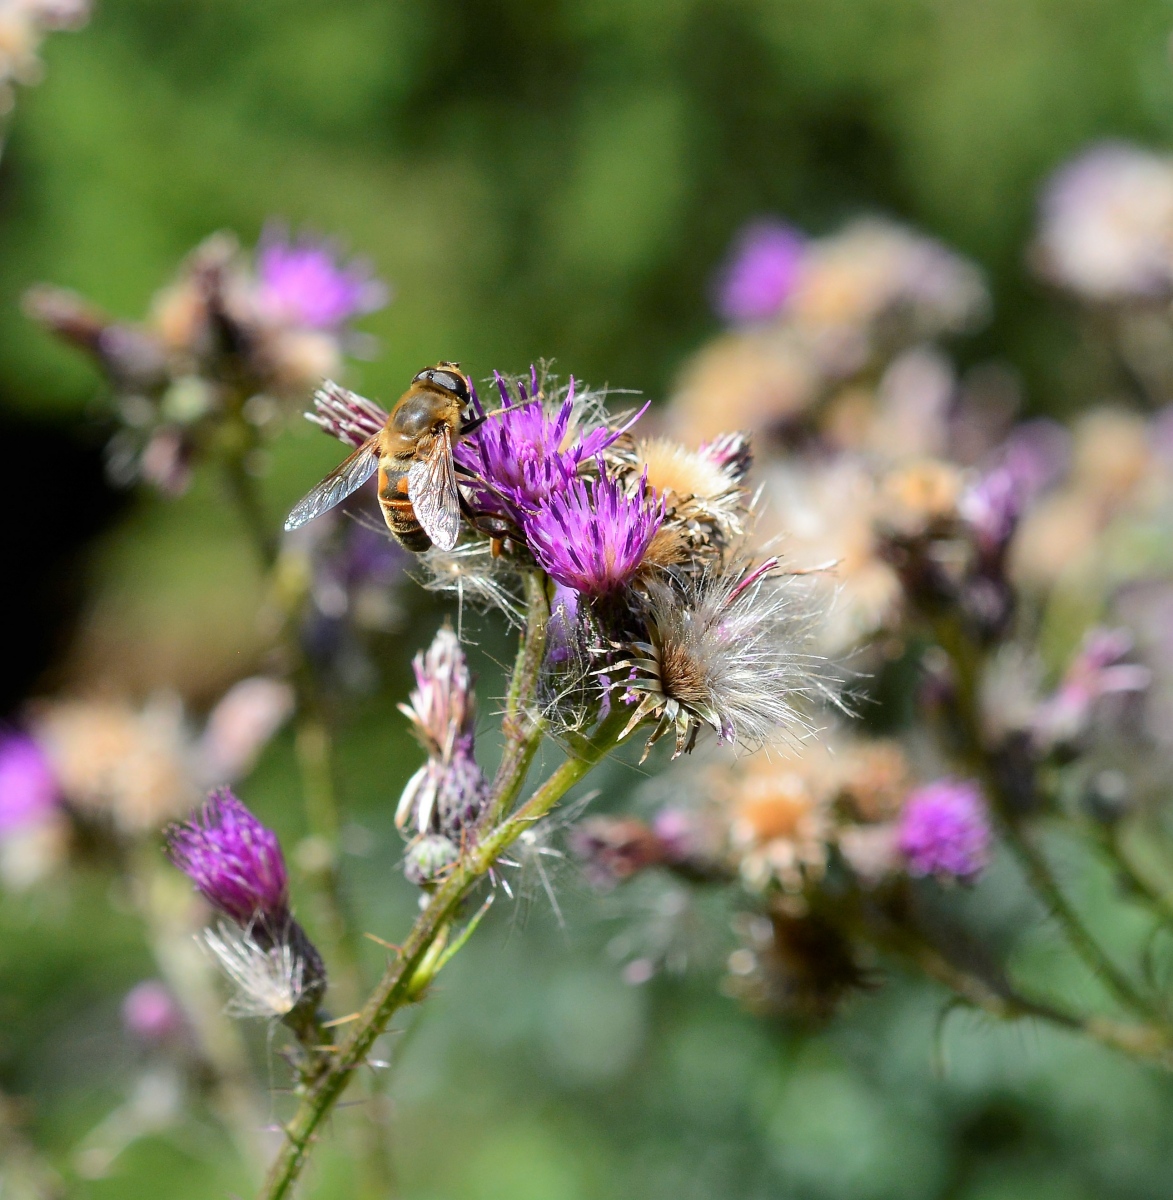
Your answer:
[201,923,306,1019]
[615,558,842,760]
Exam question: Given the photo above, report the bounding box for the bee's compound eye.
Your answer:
[427,369,468,400]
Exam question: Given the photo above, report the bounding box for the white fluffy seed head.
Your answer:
[201,923,306,1020]
[624,560,839,756]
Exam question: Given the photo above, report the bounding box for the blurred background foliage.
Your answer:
[6,1,1173,1197]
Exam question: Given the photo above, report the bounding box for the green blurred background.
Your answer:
[5,1,1173,1197]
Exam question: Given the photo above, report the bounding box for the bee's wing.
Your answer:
[407,425,461,551]
[284,436,381,532]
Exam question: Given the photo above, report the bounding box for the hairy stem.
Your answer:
[486,570,550,825]
[259,739,611,1200]
[258,572,609,1200]
[933,615,1159,1023]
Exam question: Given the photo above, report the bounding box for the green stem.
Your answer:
[878,922,1173,1068]
[486,571,550,825]
[222,440,277,572]
[933,616,1159,1023]
[258,735,611,1200]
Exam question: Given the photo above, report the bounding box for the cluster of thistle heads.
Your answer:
[17,133,1173,1036]
[27,226,387,494]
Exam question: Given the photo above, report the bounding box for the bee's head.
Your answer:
[413,362,470,405]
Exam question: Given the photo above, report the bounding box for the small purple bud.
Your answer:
[713,220,806,323]
[167,789,289,925]
[897,779,991,882]
[0,733,59,836]
[122,980,183,1044]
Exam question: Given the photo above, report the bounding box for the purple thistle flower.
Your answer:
[960,420,1070,554]
[524,463,663,598]
[0,732,59,835]
[167,789,289,925]
[454,371,642,525]
[714,219,806,324]
[256,225,388,330]
[897,779,991,882]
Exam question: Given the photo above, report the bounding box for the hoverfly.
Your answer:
[285,363,476,552]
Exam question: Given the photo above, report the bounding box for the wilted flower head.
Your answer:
[33,697,197,833]
[897,779,990,882]
[0,731,58,834]
[202,923,313,1020]
[454,371,635,525]
[1032,628,1151,749]
[167,789,289,926]
[396,625,488,837]
[714,220,806,323]
[615,559,828,760]
[255,226,388,330]
[399,624,475,759]
[1035,143,1173,301]
[525,465,663,598]
[0,0,89,114]
[604,433,751,566]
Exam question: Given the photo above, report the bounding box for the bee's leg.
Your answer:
[459,414,487,436]
[457,493,520,556]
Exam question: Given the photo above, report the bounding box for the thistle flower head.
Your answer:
[396,625,489,838]
[604,433,750,566]
[454,371,637,525]
[398,624,476,759]
[897,779,990,882]
[306,380,389,448]
[714,219,806,323]
[167,789,289,925]
[614,559,829,760]
[0,732,58,835]
[525,464,664,598]
[256,226,388,330]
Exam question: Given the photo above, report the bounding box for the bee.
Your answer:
[285,363,474,551]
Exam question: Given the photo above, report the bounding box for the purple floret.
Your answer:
[524,464,663,598]
[167,788,289,925]
[454,371,639,526]
[714,219,806,324]
[897,779,991,882]
[0,732,59,835]
[256,227,388,330]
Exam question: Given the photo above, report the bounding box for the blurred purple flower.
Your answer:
[167,789,289,925]
[256,226,388,330]
[961,420,1070,554]
[1033,628,1151,748]
[454,370,641,525]
[898,779,991,882]
[0,732,58,835]
[714,220,806,323]
[524,464,663,598]
[122,980,183,1044]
